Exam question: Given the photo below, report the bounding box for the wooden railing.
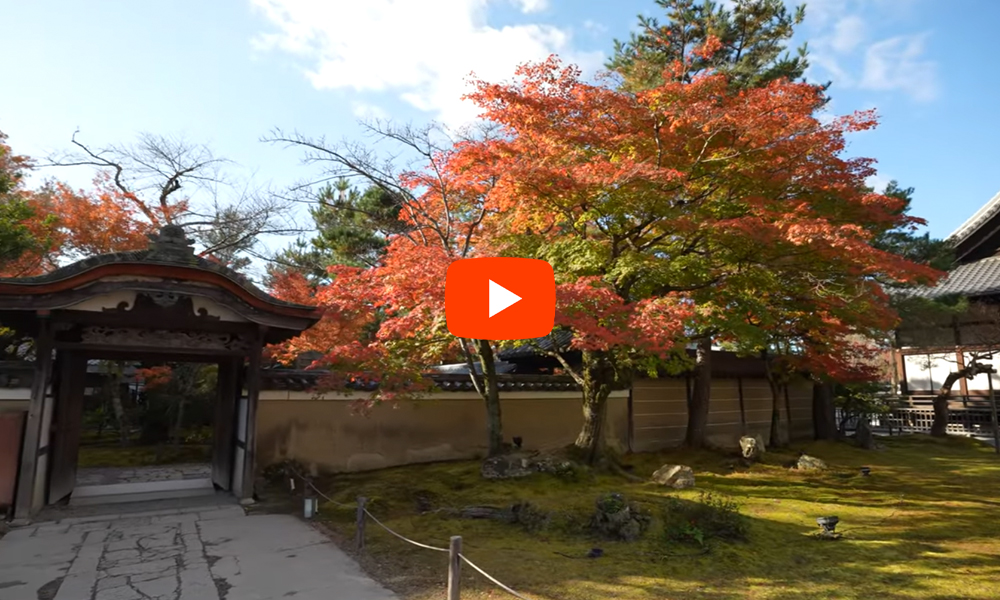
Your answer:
[838,404,997,437]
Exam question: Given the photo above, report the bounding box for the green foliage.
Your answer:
[835,381,899,426]
[197,206,260,272]
[872,181,955,275]
[272,178,408,284]
[0,130,39,264]
[608,0,810,93]
[137,363,217,444]
[662,491,749,546]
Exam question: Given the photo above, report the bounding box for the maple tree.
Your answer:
[605,0,820,447]
[455,31,939,458]
[266,121,513,456]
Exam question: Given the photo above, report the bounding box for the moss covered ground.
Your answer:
[77,429,212,468]
[293,435,1000,600]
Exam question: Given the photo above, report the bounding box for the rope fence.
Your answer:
[287,468,539,600]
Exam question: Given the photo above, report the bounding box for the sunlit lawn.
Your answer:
[299,435,1000,600]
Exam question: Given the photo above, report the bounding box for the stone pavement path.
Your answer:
[0,505,398,600]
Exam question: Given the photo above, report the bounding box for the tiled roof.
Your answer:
[259,369,582,392]
[949,189,1000,244]
[905,255,1000,299]
[498,330,575,360]
[0,225,314,310]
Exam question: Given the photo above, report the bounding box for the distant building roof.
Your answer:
[905,255,1000,299]
[948,189,1000,264]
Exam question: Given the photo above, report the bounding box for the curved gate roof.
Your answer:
[0,225,319,344]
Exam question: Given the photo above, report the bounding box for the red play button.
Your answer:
[445,258,555,340]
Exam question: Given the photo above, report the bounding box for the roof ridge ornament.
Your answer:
[146,224,196,262]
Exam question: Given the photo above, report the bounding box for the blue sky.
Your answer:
[1,0,997,250]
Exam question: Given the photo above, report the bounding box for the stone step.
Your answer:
[70,478,216,506]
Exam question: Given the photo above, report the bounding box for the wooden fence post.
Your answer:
[447,535,462,600]
[356,497,367,551]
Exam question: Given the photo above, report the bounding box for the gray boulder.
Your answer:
[590,493,650,541]
[740,435,766,461]
[480,452,577,479]
[481,454,534,479]
[796,454,828,470]
[651,464,696,489]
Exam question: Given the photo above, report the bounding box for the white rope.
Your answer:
[363,508,449,552]
[289,468,539,599]
[459,553,535,600]
[289,469,354,508]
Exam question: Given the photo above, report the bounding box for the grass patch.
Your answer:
[287,435,1000,600]
[77,442,211,468]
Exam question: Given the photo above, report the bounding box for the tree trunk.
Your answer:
[931,371,964,437]
[475,340,504,457]
[763,352,785,448]
[172,397,186,448]
[573,350,613,465]
[767,383,783,448]
[684,338,712,448]
[107,361,131,447]
[812,382,838,440]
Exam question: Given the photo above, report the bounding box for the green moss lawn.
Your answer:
[296,435,1000,600]
[76,429,212,468]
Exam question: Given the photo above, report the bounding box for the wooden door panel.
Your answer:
[211,359,238,490]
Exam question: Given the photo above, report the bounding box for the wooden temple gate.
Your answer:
[0,225,319,520]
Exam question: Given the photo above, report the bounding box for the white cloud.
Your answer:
[582,19,608,35]
[866,173,892,192]
[801,0,938,104]
[860,34,937,102]
[250,0,602,127]
[830,15,866,53]
[512,0,548,13]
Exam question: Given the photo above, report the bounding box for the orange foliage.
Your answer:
[135,365,173,390]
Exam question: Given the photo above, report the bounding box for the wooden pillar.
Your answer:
[14,315,54,521]
[239,327,265,502]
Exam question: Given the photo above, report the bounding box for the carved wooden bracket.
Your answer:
[80,326,251,352]
[103,292,220,321]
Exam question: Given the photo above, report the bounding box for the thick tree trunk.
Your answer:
[475,340,504,456]
[931,371,964,437]
[573,350,613,465]
[812,382,838,440]
[684,338,712,448]
[172,397,186,448]
[767,383,783,448]
[763,352,785,448]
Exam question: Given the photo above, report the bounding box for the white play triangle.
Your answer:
[488,279,521,318]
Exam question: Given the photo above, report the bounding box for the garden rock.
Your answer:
[590,492,650,541]
[740,435,766,461]
[652,464,696,489]
[481,454,534,479]
[855,420,877,450]
[480,451,577,479]
[797,455,828,470]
